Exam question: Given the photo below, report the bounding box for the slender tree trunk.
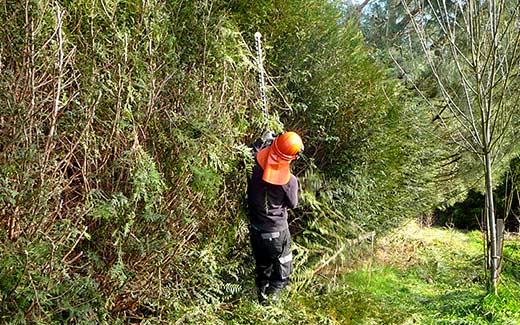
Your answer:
[484,151,498,294]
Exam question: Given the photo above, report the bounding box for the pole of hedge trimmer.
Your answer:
[255,32,268,117]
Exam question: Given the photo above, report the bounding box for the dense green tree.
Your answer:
[344,0,482,209]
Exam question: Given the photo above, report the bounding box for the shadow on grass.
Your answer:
[423,289,486,319]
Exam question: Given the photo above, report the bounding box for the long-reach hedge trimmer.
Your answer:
[254,31,277,147]
[254,31,268,118]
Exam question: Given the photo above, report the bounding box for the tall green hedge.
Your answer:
[1,0,449,322]
[225,0,448,239]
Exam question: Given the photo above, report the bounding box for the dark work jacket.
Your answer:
[247,161,298,232]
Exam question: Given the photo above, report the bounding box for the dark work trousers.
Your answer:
[249,226,293,292]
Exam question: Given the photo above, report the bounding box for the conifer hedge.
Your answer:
[1,0,448,322]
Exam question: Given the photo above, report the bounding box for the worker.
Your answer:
[247,131,303,303]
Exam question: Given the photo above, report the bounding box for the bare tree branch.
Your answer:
[401,0,520,292]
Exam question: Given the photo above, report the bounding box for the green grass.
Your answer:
[200,222,520,324]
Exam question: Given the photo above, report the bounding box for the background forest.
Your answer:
[0,0,519,323]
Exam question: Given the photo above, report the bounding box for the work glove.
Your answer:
[261,130,276,145]
[251,130,274,154]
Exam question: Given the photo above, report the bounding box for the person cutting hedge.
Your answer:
[247,131,303,303]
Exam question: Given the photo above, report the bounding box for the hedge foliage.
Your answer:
[0,0,505,322]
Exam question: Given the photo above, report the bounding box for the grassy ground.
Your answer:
[197,221,520,324]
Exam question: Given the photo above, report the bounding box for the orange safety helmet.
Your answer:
[256,131,303,185]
